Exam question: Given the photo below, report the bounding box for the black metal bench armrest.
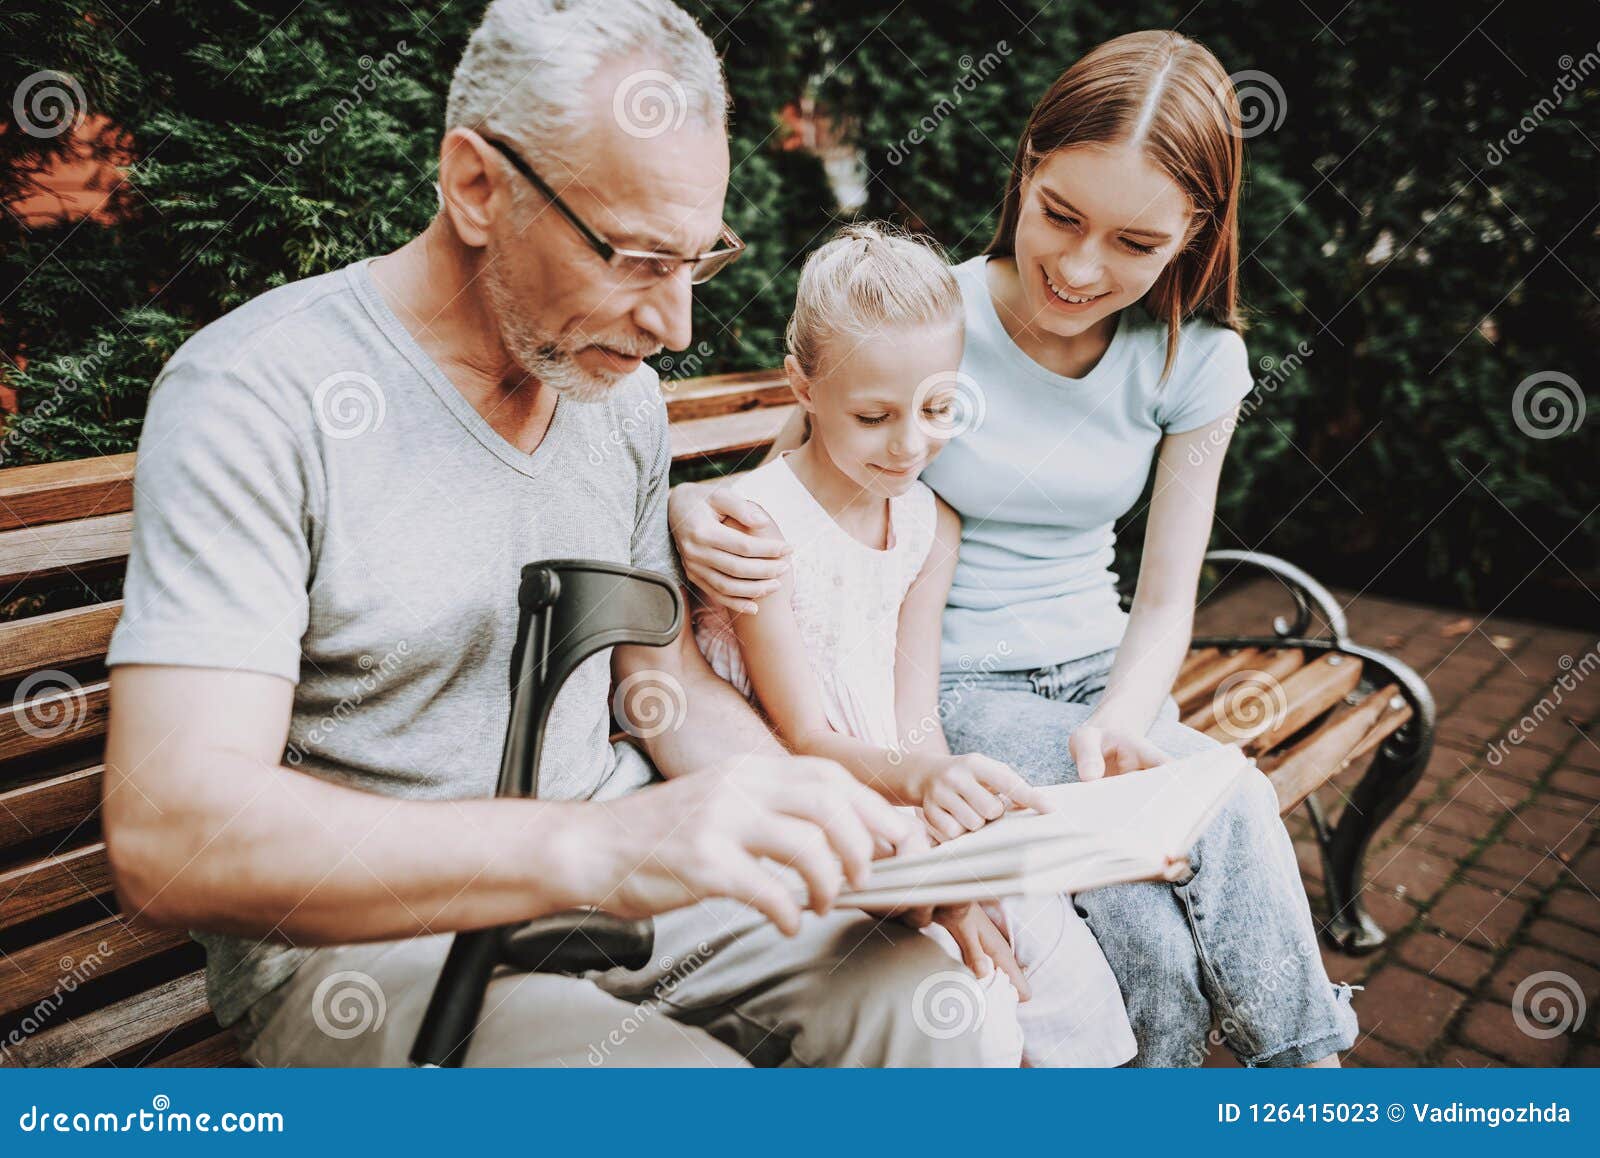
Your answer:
[1202,548,1350,645]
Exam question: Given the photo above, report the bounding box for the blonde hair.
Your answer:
[987,30,1245,381]
[785,222,963,377]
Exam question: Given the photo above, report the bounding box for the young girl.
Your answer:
[691,224,1137,1068]
[675,32,1357,1068]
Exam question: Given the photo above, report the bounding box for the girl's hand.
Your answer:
[1068,723,1169,781]
[910,753,1053,842]
[668,482,791,614]
[933,903,1031,1001]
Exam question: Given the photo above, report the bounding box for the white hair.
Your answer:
[445,0,729,178]
[786,223,964,376]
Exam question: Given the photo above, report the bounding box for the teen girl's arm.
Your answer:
[667,410,808,615]
[1069,407,1241,780]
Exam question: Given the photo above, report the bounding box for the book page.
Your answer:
[821,745,1254,909]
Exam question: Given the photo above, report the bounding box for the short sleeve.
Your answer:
[105,358,318,683]
[629,379,686,588]
[1155,325,1253,433]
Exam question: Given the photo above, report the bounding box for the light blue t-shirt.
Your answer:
[921,255,1253,673]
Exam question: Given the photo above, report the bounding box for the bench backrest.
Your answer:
[0,367,794,1066]
[0,362,1409,1066]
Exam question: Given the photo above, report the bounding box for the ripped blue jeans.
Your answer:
[938,648,1359,1067]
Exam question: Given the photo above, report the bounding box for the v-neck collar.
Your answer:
[345,257,568,480]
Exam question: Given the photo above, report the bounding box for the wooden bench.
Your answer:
[0,367,1434,1067]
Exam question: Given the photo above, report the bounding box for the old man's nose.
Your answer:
[633,265,696,351]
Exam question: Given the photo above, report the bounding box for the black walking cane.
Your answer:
[409,559,683,1067]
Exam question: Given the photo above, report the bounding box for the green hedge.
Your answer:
[2,1,1595,621]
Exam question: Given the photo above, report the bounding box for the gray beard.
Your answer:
[482,258,629,405]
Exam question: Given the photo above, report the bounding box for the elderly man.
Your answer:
[101,0,1022,1067]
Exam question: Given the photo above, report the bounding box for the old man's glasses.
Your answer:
[483,135,745,286]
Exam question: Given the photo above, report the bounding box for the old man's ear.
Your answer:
[435,128,507,249]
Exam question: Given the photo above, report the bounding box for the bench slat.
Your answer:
[661,369,790,422]
[1180,648,1306,734]
[669,404,797,463]
[1176,647,1220,682]
[148,1028,246,1067]
[0,969,212,1068]
[0,912,190,1021]
[0,842,114,932]
[0,764,103,849]
[1266,684,1412,813]
[0,601,121,683]
[0,512,132,588]
[0,455,135,533]
[1172,647,1266,712]
[0,678,110,765]
[1202,653,1363,754]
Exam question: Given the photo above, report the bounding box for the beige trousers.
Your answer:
[235,899,1023,1068]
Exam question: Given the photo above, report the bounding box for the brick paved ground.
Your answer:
[1191,578,1598,1068]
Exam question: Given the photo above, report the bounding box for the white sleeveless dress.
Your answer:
[693,451,936,750]
[692,451,1137,1068]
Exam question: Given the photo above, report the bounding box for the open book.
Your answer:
[830,745,1256,909]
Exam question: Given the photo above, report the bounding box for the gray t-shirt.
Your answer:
[105,258,681,1027]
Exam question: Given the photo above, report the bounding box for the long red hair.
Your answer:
[987,30,1244,380]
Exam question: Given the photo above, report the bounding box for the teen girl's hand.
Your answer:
[1067,723,1170,781]
[668,481,791,614]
